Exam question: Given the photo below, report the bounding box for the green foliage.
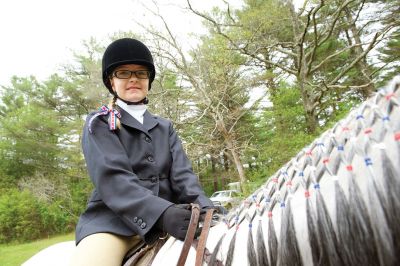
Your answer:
[378,28,400,86]
[66,177,93,216]
[200,177,220,197]
[0,189,43,243]
[0,104,61,179]
[148,70,190,127]
[235,0,293,45]
[242,173,268,196]
[0,44,96,243]
[200,168,238,196]
[265,84,308,132]
[251,84,316,178]
[0,189,77,243]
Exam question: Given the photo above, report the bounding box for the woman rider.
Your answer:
[71,38,223,265]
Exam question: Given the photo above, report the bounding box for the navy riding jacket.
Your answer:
[75,107,212,245]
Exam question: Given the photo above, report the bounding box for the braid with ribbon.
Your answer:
[108,96,121,130]
[87,96,121,134]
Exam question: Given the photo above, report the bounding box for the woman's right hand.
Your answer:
[156,204,192,240]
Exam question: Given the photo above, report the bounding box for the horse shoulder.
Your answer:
[22,241,75,266]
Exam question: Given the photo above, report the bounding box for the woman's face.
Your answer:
[110,64,150,103]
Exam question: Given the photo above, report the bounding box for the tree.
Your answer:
[376,0,400,85]
[187,0,399,133]
[134,3,262,185]
[186,34,257,185]
[378,28,400,84]
[0,77,62,182]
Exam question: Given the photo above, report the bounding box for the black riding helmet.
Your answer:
[102,38,156,95]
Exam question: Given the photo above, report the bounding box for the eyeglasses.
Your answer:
[113,70,151,79]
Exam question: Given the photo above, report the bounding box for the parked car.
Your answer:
[209,190,240,209]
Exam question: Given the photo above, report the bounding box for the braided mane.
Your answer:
[207,78,400,266]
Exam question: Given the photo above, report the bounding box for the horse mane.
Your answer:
[209,77,400,266]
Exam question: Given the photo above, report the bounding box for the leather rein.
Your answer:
[177,204,215,266]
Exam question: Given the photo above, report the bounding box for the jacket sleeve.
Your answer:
[168,122,213,208]
[82,115,173,243]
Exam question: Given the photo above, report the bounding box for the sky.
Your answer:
[0,0,304,87]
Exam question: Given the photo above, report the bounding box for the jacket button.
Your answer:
[151,176,157,183]
[137,219,143,226]
[140,222,147,229]
[133,217,138,223]
[147,155,154,162]
[145,136,152,143]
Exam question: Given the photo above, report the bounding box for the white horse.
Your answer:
[23,76,400,266]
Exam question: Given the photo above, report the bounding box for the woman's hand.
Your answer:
[156,204,192,240]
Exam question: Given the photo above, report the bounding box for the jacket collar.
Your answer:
[118,108,158,133]
[143,110,159,131]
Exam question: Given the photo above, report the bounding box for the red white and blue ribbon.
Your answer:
[88,105,121,134]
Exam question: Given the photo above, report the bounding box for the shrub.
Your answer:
[0,189,43,243]
[0,188,78,243]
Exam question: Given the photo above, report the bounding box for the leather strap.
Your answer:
[177,203,200,266]
[123,238,167,266]
[195,209,215,266]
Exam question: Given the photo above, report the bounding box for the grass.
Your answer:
[0,232,75,266]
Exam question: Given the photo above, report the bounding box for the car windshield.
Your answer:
[211,191,231,198]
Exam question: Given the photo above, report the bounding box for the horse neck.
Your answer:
[204,79,400,266]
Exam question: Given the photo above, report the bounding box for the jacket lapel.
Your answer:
[143,110,158,131]
[118,108,158,134]
[119,108,147,133]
